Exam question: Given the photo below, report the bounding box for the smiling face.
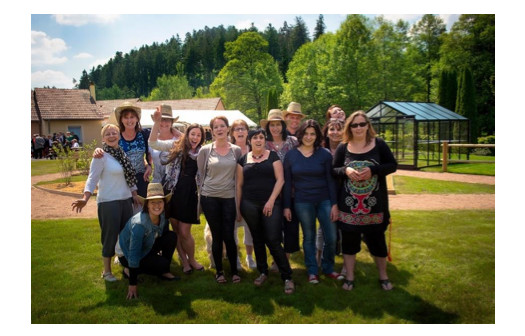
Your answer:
[188,127,203,150]
[286,114,302,132]
[330,107,346,122]
[102,125,120,148]
[349,115,369,139]
[269,121,283,139]
[232,124,247,144]
[159,118,173,133]
[327,123,343,144]
[147,199,165,217]
[301,127,317,147]
[120,111,139,131]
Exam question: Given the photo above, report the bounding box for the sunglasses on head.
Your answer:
[350,122,368,128]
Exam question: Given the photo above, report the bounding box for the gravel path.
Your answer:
[31,170,495,220]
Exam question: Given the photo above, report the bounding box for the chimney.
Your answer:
[89,82,96,101]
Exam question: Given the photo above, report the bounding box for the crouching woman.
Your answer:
[117,183,178,299]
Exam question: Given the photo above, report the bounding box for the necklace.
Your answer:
[252,152,265,160]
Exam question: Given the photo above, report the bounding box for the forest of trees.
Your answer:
[75,14,495,139]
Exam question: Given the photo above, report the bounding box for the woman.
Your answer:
[236,128,295,294]
[262,109,300,269]
[150,104,181,183]
[94,102,152,198]
[333,111,397,291]
[197,116,242,284]
[117,183,178,299]
[283,119,339,284]
[316,119,345,276]
[71,123,140,282]
[149,106,205,275]
[230,119,256,270]
[325,104,346,123]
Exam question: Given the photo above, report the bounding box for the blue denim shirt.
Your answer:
[118,211,168,268]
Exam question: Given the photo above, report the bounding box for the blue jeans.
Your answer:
[294,200,337,275]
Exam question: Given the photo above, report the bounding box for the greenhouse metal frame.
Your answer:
[366,101,470,169]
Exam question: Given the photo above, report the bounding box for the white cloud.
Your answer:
[235,19,254,30]
[89,57,112,70]
[31,30,68,65]
[32,70,73,89]
[74,52,93,59]
[53,14,120,27]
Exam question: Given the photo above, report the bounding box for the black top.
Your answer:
[332,138,397,232]
[238,151,281,202]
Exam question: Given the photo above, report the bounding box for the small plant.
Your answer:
[75,140,97,175]
[53,144,75,186]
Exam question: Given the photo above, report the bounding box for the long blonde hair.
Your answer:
[343,111,377,145]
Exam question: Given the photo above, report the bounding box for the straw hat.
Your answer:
[137,183,172,205]
[114,101,142,122]
[283,102,305,119]
[260,109,284,129]
[151,104,179,123]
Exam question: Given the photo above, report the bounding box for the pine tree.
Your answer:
[456,67,477,142]
[314,14,326,40]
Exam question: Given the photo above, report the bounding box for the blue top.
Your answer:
[118,211,169,269]
[283,147,337,209]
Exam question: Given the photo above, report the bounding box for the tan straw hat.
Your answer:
[260,109,284,128]
[113,101,142,123]
[283,101,305,119]
[151,104,180,123]
[137,183,172,205]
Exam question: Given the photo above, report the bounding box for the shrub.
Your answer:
[75,140,97,175]
[53,144,75,186]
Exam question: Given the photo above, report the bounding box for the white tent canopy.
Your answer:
[139,110,257,129]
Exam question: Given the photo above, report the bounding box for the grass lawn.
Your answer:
[31,210,494,324]
[421,162,495,176]
[393,176,495,194]
[31,159,61,176]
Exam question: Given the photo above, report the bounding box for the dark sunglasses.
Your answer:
[350,122,368,128]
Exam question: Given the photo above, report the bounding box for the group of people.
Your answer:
[31,131,81,159]
[72,99,397,299]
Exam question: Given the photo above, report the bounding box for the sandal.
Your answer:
[101,271,117,282]
[342,279,354,291]
[215,272,227,284]
[284,279,295,294]
[191,263,205,272]
[254,273,268,286]
[232,274,241,284]
[183,266,193,275]
[379,279,393,291]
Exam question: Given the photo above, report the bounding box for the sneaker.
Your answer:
[101,272,117,282]
[308,274,319,284]
[246,255,257,269]
[324,272,342,280]
[253,273,268,286]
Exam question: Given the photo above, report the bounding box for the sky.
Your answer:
[31,13,462,89]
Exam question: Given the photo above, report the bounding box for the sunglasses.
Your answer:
[350,122,368,128]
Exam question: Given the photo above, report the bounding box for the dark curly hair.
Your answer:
[296,119,323,149]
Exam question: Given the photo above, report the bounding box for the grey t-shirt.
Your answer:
[201,148,237,198]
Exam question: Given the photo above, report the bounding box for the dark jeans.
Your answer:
[119,230,177,276]
[201,196,238,275]
[283,200,300,253]
[135,173,149,198]
[241,198,292,281]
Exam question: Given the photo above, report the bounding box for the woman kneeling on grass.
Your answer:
[117,183,178,299]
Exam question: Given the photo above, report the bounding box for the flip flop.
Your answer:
[379,279,393,291]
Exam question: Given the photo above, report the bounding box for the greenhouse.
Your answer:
[366,101,469,169]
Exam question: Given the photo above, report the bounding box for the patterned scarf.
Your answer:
[103,143,137,188]
[163,147,200,192]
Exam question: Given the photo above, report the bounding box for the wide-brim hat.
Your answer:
[283,101,305,119]
[137,183,172,205]
[114,101,142,123]
[151,104,179,123]
[260,109,284,129]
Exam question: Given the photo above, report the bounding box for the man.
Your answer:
[34,134,45,159]
[283,102,305,137]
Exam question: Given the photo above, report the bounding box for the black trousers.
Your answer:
[119,231,177,277]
